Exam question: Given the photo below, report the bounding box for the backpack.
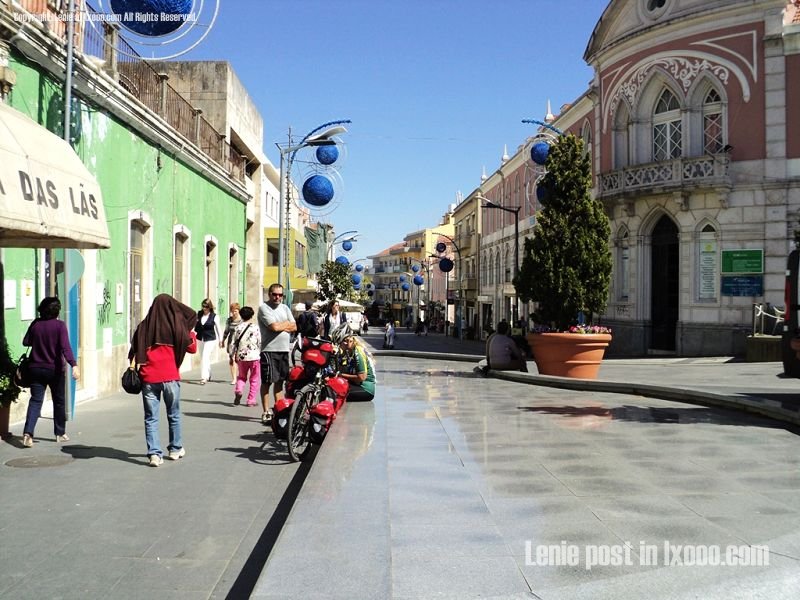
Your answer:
[297,311,319,338]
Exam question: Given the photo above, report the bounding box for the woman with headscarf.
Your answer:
[128,294,198,467]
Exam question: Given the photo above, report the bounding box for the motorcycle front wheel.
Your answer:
[287,394,311,462]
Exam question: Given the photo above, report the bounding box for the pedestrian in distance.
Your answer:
[220,302,242,385]
[475,320,528,376]
[232,306,261,407]
[295,302,320,340]
[128,294,198,467]
[258,283,296,425]
[194,298,221,384]
[383,321,396,349]
[20,297,80,448]
[321,299,343,339]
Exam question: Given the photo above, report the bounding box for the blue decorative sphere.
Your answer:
[438,258,454,273]
[531,141,550,166]
[435,242,447,254]
[335,256,350,266]
[399,275,406,282]
[353,284,361,291]
[536,185,547,201]
[401,283,410,291]
[110,0,194,37]
[342,240,353,252]
[413,275,424,286]
[316,145,339,165]
[351,273,362,285]
[302,175,334,207]
[411,264,420,273]
[355,263,364,272]
[367,290,374,297]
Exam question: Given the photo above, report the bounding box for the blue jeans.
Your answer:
[142,380,182,457]
[24,367,67,437]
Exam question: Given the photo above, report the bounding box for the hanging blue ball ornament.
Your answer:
[536,185,547,201]
[351,273,362,285]
[335,256,350,266]
[342,240,353,252]
[399,275,406,282]
[353,284,361,291]
[367,290,374,297]
[366,283,374,290]
[302,175,334,207]
[531,141,550,166]
[413,275,424,286]
[315,144,339,165]
[401,283,410,291]
[110,0,193,36]
[439,257,454,273]
[355,263,364,272]
[411,264,420,273]
[435,242,447,254]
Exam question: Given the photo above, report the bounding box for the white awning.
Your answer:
[0,101,110,249]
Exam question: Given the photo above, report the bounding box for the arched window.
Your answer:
[495,249,502,286]
[581,121,592,160]
[504,245,511,283]
[617,227,630,301]
[613,102,631,169]
[702,88,723,154]
[653,89,682,161]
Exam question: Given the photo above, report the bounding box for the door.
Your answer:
[650,216,679,351]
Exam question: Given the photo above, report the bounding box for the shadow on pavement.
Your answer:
[183,411,255,422]
[221,445,318,600]
[59,444,146,466]
[518,404,798,432]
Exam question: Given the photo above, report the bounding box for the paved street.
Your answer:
[1,330,799,599]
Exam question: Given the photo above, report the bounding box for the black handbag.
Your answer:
[14,352,32,388]
[121,362,142,395]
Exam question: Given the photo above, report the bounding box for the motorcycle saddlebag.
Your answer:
[271,397,295,439]
[308,400,336,444]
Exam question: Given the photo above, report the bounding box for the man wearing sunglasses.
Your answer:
[257,283,296,426]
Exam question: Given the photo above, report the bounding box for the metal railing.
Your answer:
[13,1,245,183]
[752,303,784,336]
[598,154,729,198]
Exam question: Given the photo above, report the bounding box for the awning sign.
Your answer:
[0,102,110,249]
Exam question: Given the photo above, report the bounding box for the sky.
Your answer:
[185,0,611,261]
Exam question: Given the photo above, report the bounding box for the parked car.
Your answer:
[782,249,800,377]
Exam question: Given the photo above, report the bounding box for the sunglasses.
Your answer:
[270,292,283,297]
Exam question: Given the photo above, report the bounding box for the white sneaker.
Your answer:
[148,454,164,467]
[168,447,186,461]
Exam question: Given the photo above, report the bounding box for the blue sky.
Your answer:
[189,0,610,261]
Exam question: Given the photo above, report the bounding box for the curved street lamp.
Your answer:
[434,234,463,341]
[276,120,350,302]
[477,193,521,325]
[331,229,360,259]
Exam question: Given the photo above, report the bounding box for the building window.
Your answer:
[613,102,631,169]
[295,241,305,270]
[617,229,630,301]
[266,238,279,267]
[228,246,239,306]
[129,218,151,337]
[205,238,218,302]
[504,246,511,283]
[174,231,189,303]
[653,89,682,161]
[703,89,723,154]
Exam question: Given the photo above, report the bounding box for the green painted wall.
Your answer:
[2,54,246,369]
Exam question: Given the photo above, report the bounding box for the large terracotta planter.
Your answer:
[527,332,612,379]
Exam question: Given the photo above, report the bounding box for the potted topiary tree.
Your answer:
[0,336,21,439]
[514,133,613,378]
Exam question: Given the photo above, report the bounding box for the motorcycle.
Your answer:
[271,336,349,461]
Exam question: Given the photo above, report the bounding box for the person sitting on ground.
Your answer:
[476,320,527,375]
[331,323,376,402]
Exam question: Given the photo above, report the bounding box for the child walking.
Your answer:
[233,306,261,406]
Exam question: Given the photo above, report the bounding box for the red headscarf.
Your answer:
[129,294,198,367]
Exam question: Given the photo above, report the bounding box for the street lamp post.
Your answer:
[330,230,360,260]
[479,194,521,325]
[276,120,350,302]
[434,235,463,341]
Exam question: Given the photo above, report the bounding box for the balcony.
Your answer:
[463,276,478,291]
[457,231,475,251]
[598,155,730,203]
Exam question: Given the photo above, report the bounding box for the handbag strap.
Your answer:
[234,323,251,351]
